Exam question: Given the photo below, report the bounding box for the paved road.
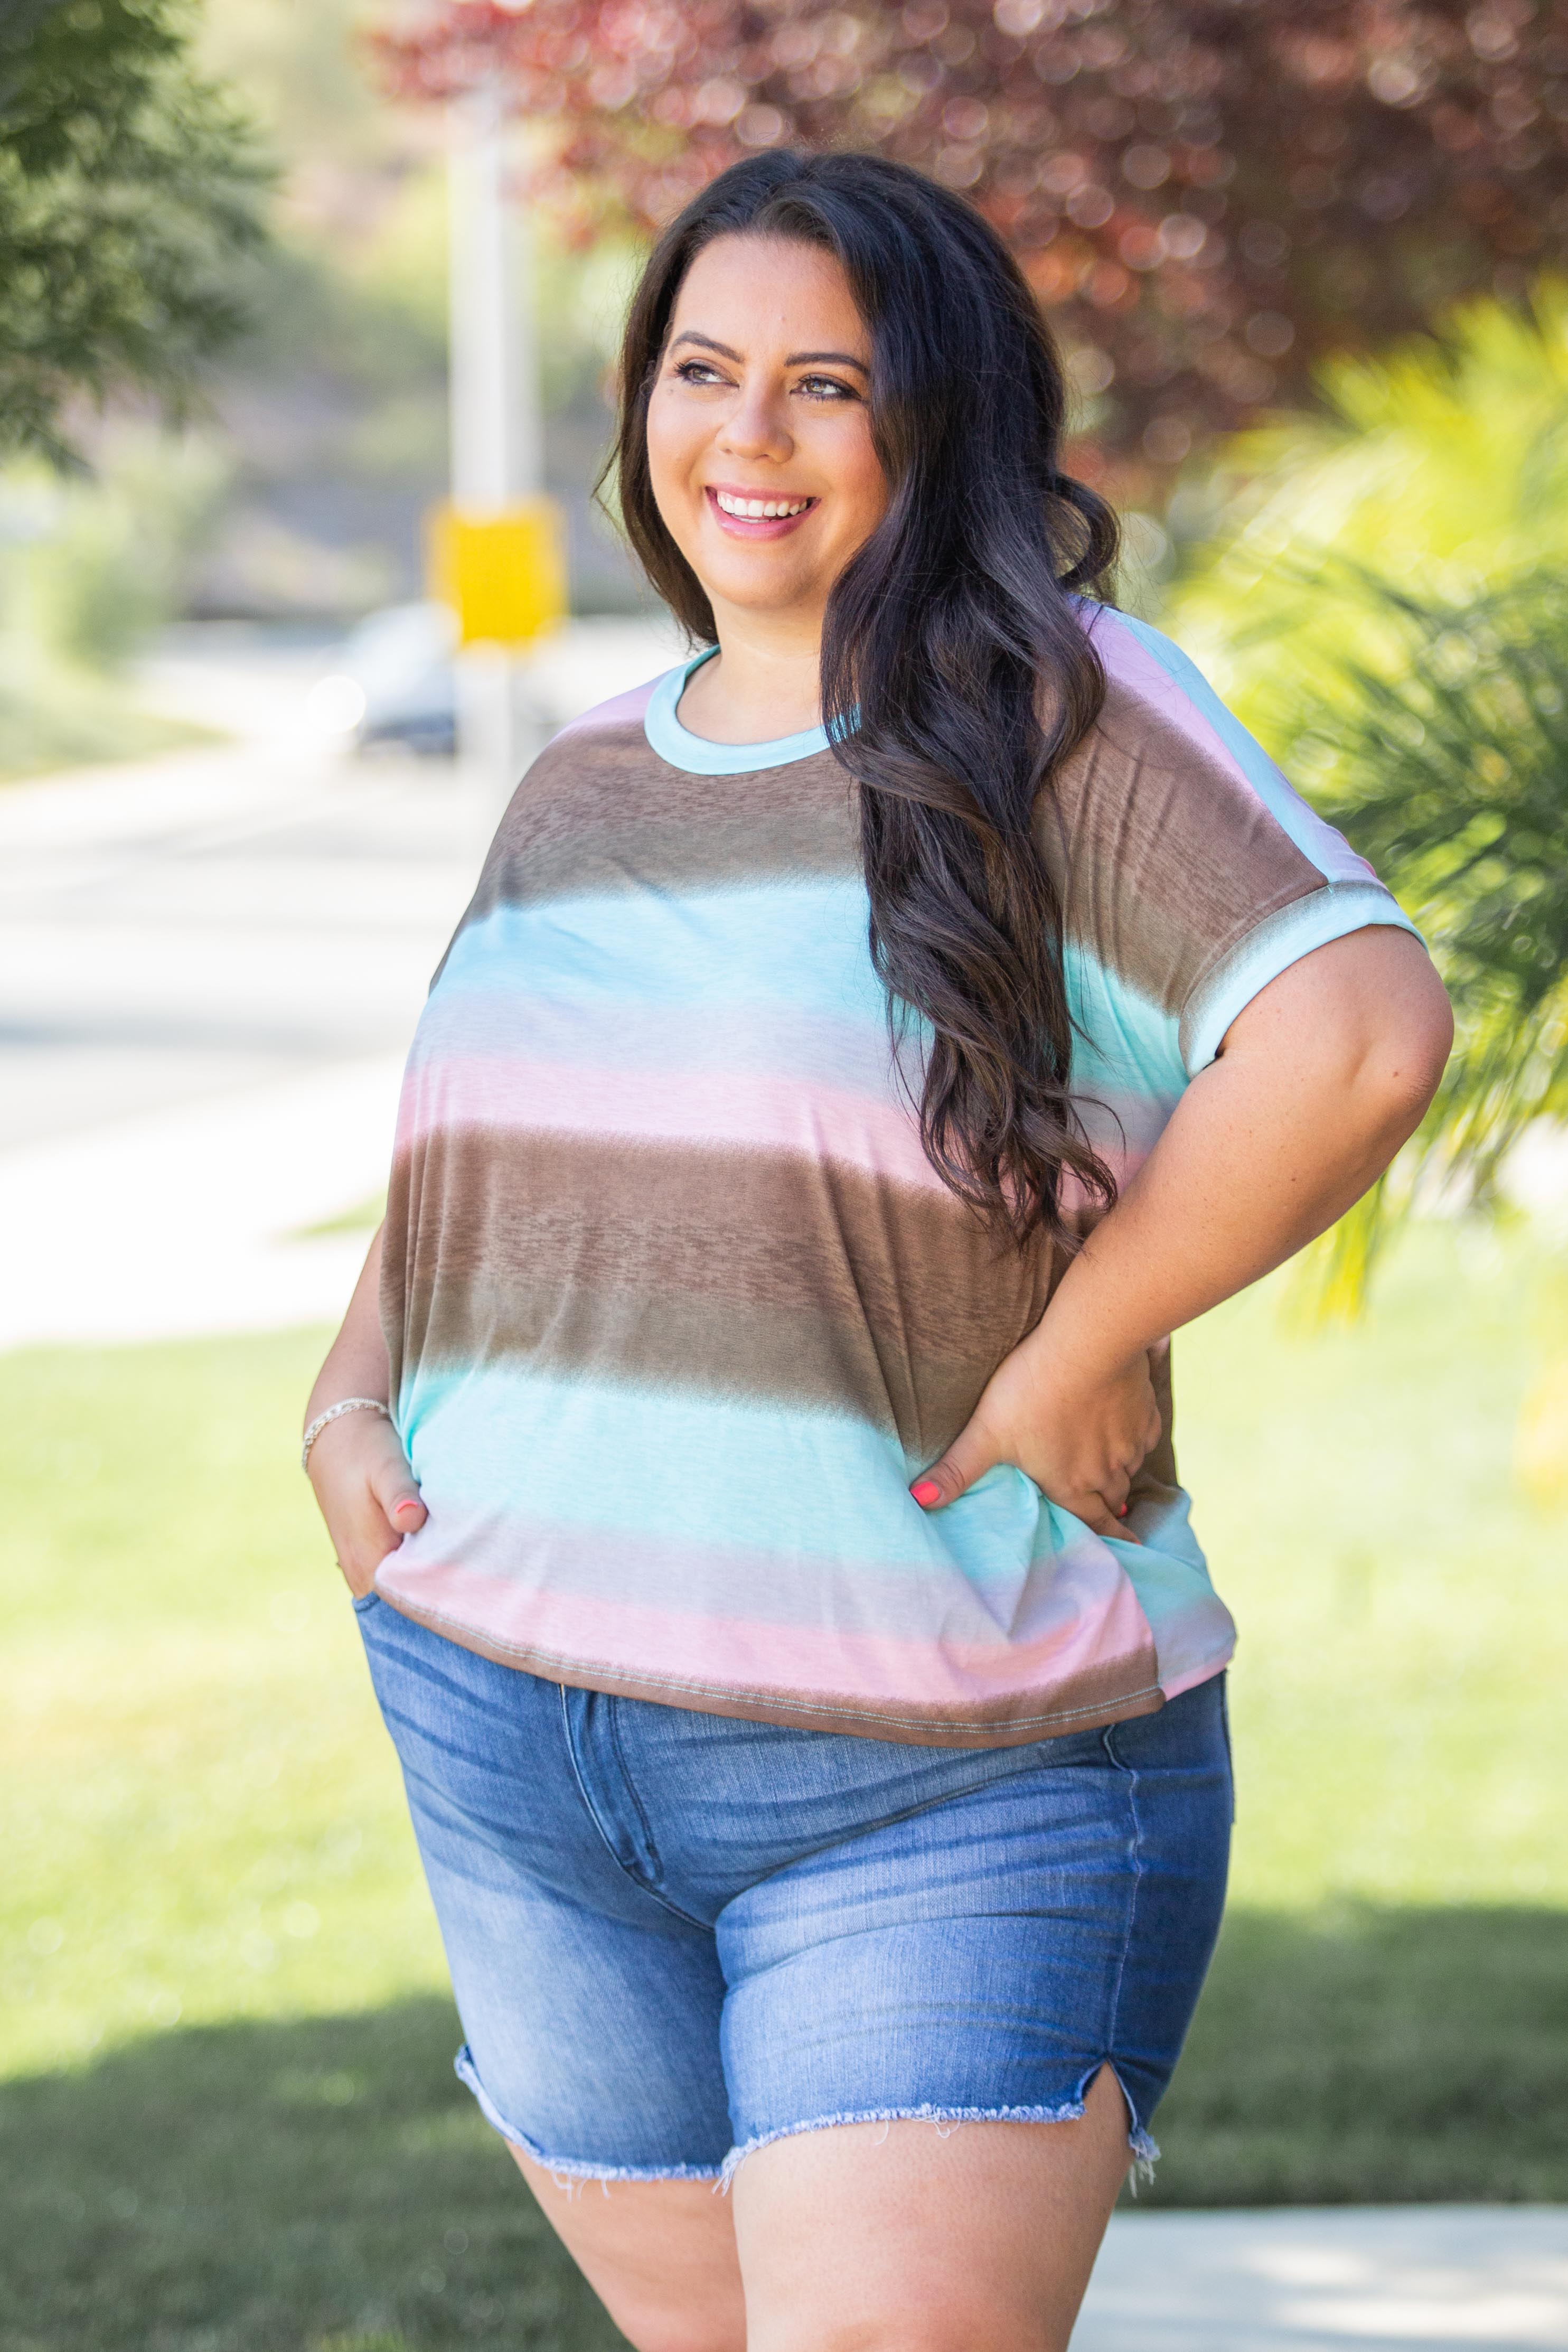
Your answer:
[0,622,678,1348]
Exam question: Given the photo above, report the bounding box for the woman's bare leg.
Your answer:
[508,2146,745,2352]
[731,2064,1131,2352]
[506,2062,1130,2352]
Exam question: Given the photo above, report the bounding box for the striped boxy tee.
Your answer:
[374,607,1417,1747]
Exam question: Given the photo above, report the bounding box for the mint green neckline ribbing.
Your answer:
[643,648,832,775]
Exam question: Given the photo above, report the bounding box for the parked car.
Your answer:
[307,601,457,756]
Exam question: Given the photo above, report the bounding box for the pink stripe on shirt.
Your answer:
[395,1053,953,1193]
[377,1543,1156,1712]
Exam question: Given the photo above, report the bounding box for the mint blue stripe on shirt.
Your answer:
[439,886,884,1023]
[399,1365,1050,1579]
[1065,947,1188,1102]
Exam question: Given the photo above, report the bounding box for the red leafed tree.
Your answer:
[369,0,1568,482]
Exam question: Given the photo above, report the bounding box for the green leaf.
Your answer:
[0,0,273,463]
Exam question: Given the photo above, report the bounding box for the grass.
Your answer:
[2,1222,1565,2346]
[0,2004,618,2352]
[292,1193,387,1241]
[0,659,219,781]
[1179,1220,1567,1914]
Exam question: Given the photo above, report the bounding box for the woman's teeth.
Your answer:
[714,491,812,519]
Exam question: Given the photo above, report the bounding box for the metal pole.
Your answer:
[447,85,541,808]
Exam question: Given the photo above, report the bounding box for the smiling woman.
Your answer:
[301,152,1453,2352]
[611,159,1126,1262]
[641,242,883,687]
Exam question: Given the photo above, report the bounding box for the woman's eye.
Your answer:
[796,374,857,401]
[674,359,727,387]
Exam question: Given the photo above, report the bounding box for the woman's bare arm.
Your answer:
[303,1224,426,1595]
[912,926,1454,1537]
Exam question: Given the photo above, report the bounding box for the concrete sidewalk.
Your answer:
[0,1054,402,1348]
[1077,2207,1568,2349]
[0,737,465,1347]
[0,618,679,1350]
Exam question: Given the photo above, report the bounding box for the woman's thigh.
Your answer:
[512,2152,746,2352]
[733,2065,1132,2352]
[508,2066,1130,2352]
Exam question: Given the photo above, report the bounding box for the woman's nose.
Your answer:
[718,381,794,464]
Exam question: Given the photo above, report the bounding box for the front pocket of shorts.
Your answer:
[351,1591,382,1616]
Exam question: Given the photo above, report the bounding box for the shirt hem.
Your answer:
[373,1585,1167,1749]
[1156,1642,1236,1702]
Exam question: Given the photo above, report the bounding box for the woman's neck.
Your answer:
[675,607,823,745]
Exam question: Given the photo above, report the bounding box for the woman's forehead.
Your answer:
[670,235,870,353]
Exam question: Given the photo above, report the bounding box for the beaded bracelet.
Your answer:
[301,1395,390,1473]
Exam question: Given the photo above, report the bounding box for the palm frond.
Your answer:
[1281,570,1568,1315]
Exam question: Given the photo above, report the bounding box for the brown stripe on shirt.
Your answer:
[384,1126,1059,1462]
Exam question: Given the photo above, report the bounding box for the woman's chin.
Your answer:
[698,557,826,616]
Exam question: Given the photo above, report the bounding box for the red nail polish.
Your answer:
[911,1479,942,1507]
[1117,1504,1129,1519]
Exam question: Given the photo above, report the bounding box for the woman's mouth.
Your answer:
[706,486,819,539]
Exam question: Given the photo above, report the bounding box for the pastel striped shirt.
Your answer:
[373,606,1416,1746]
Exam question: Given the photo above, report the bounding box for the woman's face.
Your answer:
[645,234,888,628]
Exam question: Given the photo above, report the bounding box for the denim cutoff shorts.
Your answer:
[355,1594,1232,2183]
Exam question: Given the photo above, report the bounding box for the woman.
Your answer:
[304,152,1451,2352]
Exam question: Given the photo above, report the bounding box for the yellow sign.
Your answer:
[427,499,567,646]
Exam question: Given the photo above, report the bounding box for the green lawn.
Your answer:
[0,663,219,782]
[2,1223,1565,2348]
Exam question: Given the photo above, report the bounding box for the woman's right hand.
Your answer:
[306,1409,427,1598]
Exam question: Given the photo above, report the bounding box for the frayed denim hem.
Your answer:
[453,2046,723,2187]
[717,2093,1161,2192]
[454,2046,1161,2196]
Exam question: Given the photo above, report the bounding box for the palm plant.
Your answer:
[1169,280,1568,729]
[1275,568,1568,1309]
[1162,291,1568,1496]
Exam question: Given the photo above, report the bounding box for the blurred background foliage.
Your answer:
[1164,288,1568,1324]
[0,427,229,776]
[0,0,269,467]
[374,0,1568,492]
[1168,282,1568,716]
[142,0,644,619]
[0,0,649,782]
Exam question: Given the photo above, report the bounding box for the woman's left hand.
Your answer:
[910,1333,1161,1542]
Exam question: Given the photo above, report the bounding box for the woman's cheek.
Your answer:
[838,442,890,549]
[644,408,699,557]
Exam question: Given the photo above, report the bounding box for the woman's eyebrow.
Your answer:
[788,350,870,373]
[669,330,869,374]
[670,331,743,361]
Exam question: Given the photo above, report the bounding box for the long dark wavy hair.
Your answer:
[607,149,1120,1253]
